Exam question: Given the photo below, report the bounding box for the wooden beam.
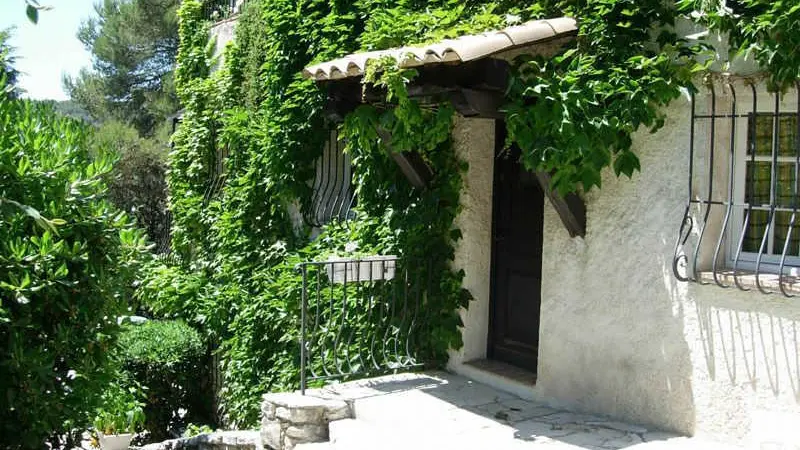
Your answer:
[535,171,586,238]
[390,151,434,189]
[322,58,512,120]
[377,129,434,189]
[447,89,505,119]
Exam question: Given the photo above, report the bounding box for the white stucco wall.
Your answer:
[446,91,800,448]
[448,116,495,368]
[536,92,800,447]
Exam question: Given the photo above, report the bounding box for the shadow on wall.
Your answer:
[536,102,700,436]
[695,297,800,402]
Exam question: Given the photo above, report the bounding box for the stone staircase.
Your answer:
[262,372,741,450]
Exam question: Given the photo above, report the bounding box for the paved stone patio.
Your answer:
[302,371,741,450]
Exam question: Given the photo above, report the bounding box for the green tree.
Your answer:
[0,76,149,449]
[94,120,170,247]
[65,0,180,136]
[0,28,20,98]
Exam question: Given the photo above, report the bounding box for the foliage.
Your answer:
[65,0,181,136]
[92,371,146,435]
[182,423,214,438]
[118,319,204,369]
[23,0,52,25]
[0,93,149,448]
[683,0,800,90]
[163,0,800,430]
[117,320,213,441]
[506,0,707,193]
[157,0,474,426]
[0,28,19,98]
[48,99,93,123]
[95,121,170,247]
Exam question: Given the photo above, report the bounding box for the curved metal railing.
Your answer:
[297,256,427,393]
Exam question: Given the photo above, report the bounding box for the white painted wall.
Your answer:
[447,92,800,448]
[537,93,800,447]
[449,116,495,368]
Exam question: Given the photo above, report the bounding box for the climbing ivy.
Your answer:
[156,0,799,428]
[681,0,800,90]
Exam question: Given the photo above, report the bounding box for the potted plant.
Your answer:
[92,381,146,450]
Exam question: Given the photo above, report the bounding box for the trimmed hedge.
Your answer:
[118,320,214,441]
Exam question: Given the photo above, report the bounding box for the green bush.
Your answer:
[92,371,146,435]
[117,320,213,441]
[0,95,148,447]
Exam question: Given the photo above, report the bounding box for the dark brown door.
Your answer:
[488,133,544,373]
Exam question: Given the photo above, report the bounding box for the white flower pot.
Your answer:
[326,255,396,284]
[97,432,133,450]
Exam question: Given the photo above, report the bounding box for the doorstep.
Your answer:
[455,358,539,402]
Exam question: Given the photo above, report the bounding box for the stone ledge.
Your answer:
[261,392,352,450]
[134,430,261,450]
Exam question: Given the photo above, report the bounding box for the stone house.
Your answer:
[211,13,800,449]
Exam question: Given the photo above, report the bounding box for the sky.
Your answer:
[0,0,96,100]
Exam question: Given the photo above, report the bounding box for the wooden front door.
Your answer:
[488,132,544,373]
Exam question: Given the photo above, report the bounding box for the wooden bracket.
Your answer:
[535,171,586,238]
[377,129,434,189]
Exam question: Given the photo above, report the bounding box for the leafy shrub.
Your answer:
[0,29,19,98]
[117,320,213,441]
[182,423,214,438]
[94,120,170,247]
[93,371,146,435]
[0,95,148,447]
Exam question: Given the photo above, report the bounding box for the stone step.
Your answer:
[329,417,526,450]
[293,442,335,450]
[328,419,386,450]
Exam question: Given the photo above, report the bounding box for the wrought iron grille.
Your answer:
[304,130,355,227]
[203,146,229,205]
[202,0,245,22]
[154,115,224,266]
[672,77,800,296]
[154,209,180,265]
[297,256,427,393]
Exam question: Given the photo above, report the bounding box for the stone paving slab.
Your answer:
[307,371,743,450]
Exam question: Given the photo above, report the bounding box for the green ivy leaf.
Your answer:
[26,4,38,24]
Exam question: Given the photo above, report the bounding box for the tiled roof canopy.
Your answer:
[302,17,577,81]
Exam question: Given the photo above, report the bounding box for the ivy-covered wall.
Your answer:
[152,0,800,429]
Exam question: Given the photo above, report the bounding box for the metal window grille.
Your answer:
[672,78,800,296]
[154,115,224,265]
[303,129,356,227]
[203,146,229,205]
[297,257,427,393]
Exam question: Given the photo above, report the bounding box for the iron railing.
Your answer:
[672,77,800,296]
[297,256,427,393]
[203,0,245,22]
[304,129,356,227]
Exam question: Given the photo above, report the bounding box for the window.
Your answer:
[736,114,800,265]
[673,80,800,295]
[303,129,355,227]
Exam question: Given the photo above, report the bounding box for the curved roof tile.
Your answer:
[302,17,576,81]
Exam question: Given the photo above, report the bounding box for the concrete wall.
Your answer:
[537,92,800,447]
[446,92,800,448]
[449,116,495,368]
